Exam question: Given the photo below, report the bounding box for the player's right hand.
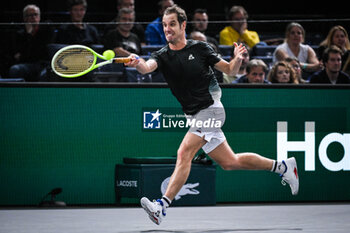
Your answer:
[125,53,140,67]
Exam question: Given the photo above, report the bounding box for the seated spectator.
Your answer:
[55,0,100,45]
[189,31,218,53]
[308,45,350,84]
[189,31,206,42]
[318,25,350,69]
[103,7,141,56]
[223,43,250,83]
[145,0,174,45]
[233,59,270,83]
[268,61,298,84]
[285,57,307,83]
[273,22,322,73]
[104,0,145,45]
[219,6,260,49]
[190,8,219,51]
[8,4,55,81]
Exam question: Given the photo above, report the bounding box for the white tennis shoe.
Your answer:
[280,157,299,195]
[140,197,166,225]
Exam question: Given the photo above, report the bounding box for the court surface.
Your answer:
[1,203,349,233]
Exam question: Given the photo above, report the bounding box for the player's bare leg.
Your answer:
[208,140,274,171]
[208,140,299,195]
[164,132,207,200]
[140,132,206,225]
[141,136,299,225]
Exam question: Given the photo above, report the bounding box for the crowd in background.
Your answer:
[1,0,349,84]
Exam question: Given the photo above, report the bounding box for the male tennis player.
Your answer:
[125,5,299,225]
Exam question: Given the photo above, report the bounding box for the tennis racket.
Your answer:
[51,44,133,78]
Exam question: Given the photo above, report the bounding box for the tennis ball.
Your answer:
[103,50,115,60]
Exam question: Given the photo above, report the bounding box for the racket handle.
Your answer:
[113,58,131,63]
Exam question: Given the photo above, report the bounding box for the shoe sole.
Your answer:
[140,197,161,225]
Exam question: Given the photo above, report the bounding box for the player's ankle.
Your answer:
[161,196,171,208]
[271,160,286,175]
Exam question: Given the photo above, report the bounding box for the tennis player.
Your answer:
[125,5,299,225]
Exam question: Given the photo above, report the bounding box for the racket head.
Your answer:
[51,45,97,78]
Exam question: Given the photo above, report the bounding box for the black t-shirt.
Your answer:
[308,69,350,84]
[151,39,221,115]
[55,24,100,45]
[103,29,142,54]
[10,25,55,63]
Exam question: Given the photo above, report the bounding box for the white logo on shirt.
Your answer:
[188,54,195,60]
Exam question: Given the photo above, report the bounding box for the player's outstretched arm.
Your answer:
[125,53,158,74]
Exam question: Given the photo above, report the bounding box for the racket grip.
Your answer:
[113,58,131,63]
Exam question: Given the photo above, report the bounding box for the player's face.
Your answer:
[162,13,185,44]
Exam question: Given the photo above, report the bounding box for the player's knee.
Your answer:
[220,163,232,170]
[219,155,240,170]
[177,146,194,164]
[220,162,238,170]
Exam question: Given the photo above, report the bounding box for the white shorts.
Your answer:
[186,101,226,153]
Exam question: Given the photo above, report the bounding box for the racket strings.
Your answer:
[53,48,94,75]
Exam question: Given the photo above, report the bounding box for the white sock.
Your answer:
[271,161,286,175]
[161,196,171,208]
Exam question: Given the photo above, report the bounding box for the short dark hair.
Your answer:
[194,8,207,15]
[246,59,268,74]
[67,0,87,10]
[228,5,248,20]
[322,45,343,62]
[164,4,187,25]
[192,8,207,21]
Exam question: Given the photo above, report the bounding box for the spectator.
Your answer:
[318,25,350,69]
[219,6,260,48]
[189,31,218,53]
[268,61,298,84]
[308,45,350,84]
[233,59,270,83]
[223,43,250,83]
[103,7,141,57]
[190,9,219,51]
[8,4,55,81]
[104,0,145,45]
[189,31,206,42]
[145,0,174,45]
[273,22,322,73]
[285,57,307,83]
[55,0,100,45]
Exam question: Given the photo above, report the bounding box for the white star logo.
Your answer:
[188,54,195,60]
[150,109,162,122]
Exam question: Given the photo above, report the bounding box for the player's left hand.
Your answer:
[233,42,247,60]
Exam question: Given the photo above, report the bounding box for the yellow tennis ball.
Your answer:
[103,50,115,60]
